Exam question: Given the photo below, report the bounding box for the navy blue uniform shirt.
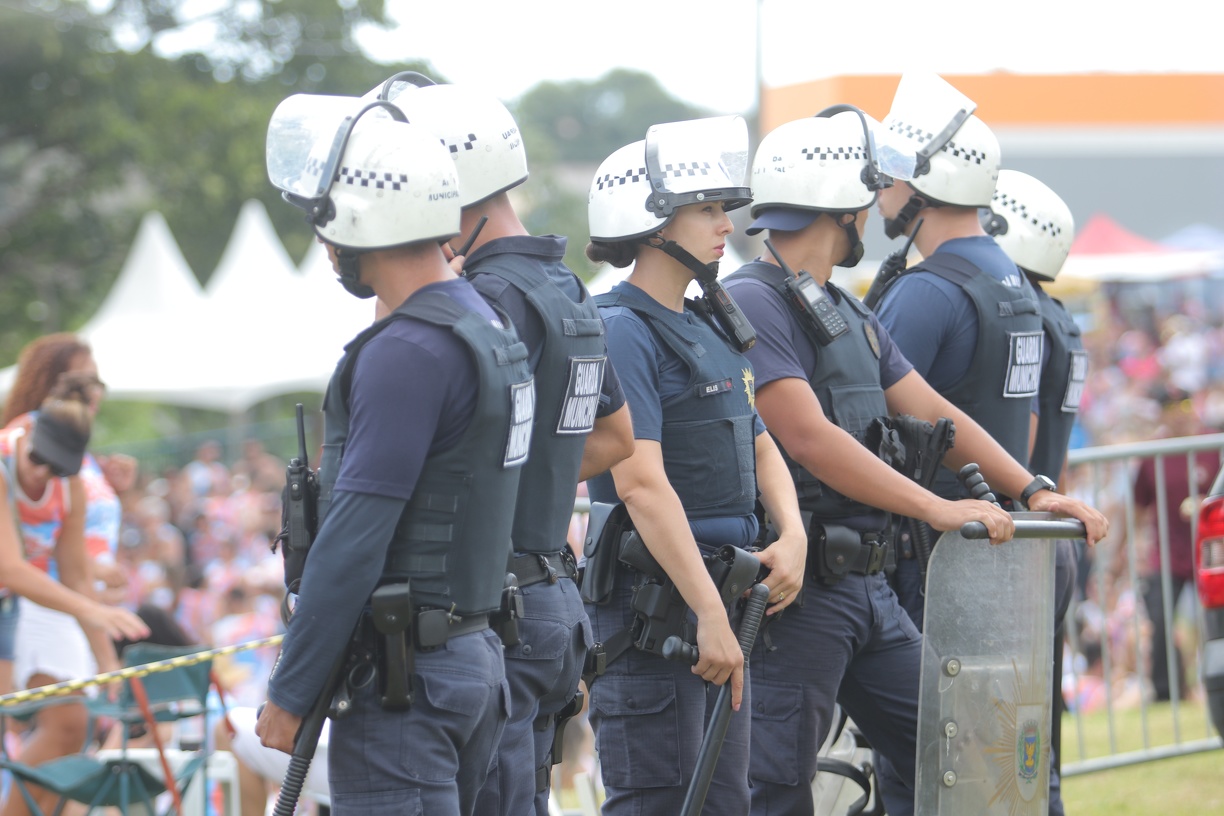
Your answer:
[875,235,1023,393]
[268,277,495,716]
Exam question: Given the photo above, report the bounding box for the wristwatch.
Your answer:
[1020,474,1057,508]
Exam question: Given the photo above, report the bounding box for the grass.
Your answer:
[1061,697,1224,816]
[552,699,1224,815]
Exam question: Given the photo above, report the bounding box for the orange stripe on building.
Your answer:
[761,73,1224,134]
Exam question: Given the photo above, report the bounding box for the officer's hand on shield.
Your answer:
[927,498,1015,545]
[1024,490,1109,546]
[694,609,745,710]
[754,527,806,615]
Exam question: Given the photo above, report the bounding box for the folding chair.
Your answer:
[0,642,214,816]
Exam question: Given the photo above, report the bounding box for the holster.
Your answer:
[866,413,956,491]
[630,573,692,656]
[578,502,633,605]
[809,522,890,587]
[370,583,415,711]
[490,572,525,647]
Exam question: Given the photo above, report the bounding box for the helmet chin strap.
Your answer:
[837,218,865,269]
[644,236,720,283]
[336,248,376,300]
[883,195,927,241]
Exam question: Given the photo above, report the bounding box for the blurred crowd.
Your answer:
[1060,302,1224,714]
[104,437,288,709]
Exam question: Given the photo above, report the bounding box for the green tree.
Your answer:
[0,0,431,366]
[515,68,708,164]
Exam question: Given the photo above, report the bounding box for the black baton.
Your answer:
[680,582,771,816]
[271,649,349,816]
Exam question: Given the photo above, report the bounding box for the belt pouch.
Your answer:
[371,584,415,711]
[810,523,863,586]
[579,502,631,605]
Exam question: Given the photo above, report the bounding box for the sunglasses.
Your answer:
[28,450,73,478]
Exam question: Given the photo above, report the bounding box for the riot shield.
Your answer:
[915,513,1078,815]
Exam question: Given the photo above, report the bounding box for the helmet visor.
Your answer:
[644,115,751,216]
[864,114,918,182]
[888,72,978,161]
[266,94,394,200]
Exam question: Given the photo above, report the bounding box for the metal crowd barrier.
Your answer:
[1061,432,1224,775]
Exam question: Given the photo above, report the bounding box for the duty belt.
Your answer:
[511,550,579,588]
[413,610,491,649]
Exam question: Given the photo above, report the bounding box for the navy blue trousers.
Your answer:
[326,630,508,816]
[476,574,591,816]
[749,571,921,816]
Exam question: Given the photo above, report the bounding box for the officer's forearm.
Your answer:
[579,403,634,483]
[940,411,1034,499]
[753,431,804,537]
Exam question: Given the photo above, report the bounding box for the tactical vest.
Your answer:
[726,264,888,526]
[467,261,607,554]
[318,290,533,615]
[595,285,757,520]
[905,252,1042,499]
[1029,286,1086,480]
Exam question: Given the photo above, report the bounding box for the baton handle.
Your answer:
[960,519,1087,541]
[680,582,770,816]
[272,649,349,816]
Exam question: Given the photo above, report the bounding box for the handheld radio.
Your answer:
[762,240,849,346]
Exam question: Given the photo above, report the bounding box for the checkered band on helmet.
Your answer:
[335,168,410,190]
[315,118,461,251]
[588,140,663,241]
[662,161,713,178]
[378,84,528,208]
[989,169,1074,281]
[750,112,878,216]
[884,112,1000,207]
[594,162,649,191]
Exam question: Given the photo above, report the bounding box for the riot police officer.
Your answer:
[370,77,634,816]
[724,110,1022,816]
[985,169,1084,816]
[871,73,1106,627]
[582,115,807,816]
[256,100,534,816]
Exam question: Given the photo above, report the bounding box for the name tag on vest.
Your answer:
[697,378,734,397]
[1003,331,1042,399]
[557,356,605,435]
[1062,349,1088,413]
[504,379,535,467]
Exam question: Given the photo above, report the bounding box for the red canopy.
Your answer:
[1070,213,1166,255]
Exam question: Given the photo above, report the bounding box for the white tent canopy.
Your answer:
[0,203,378,413]
[0,210,206,401]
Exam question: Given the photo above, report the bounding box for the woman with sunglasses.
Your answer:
[0,375,148,816]
[2,334,137,587]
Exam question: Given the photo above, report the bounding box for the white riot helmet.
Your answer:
[365,74,528,209]
[983,170,1075,281]
[883,73,1001,209]
[748,108,917,267]
[267,94,460,296]
[588,115,752,242]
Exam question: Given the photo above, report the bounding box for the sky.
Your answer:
[357,0,1224,114]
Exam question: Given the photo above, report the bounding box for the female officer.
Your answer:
[581,116,806,815]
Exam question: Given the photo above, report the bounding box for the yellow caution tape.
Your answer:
[0,634,285,708]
